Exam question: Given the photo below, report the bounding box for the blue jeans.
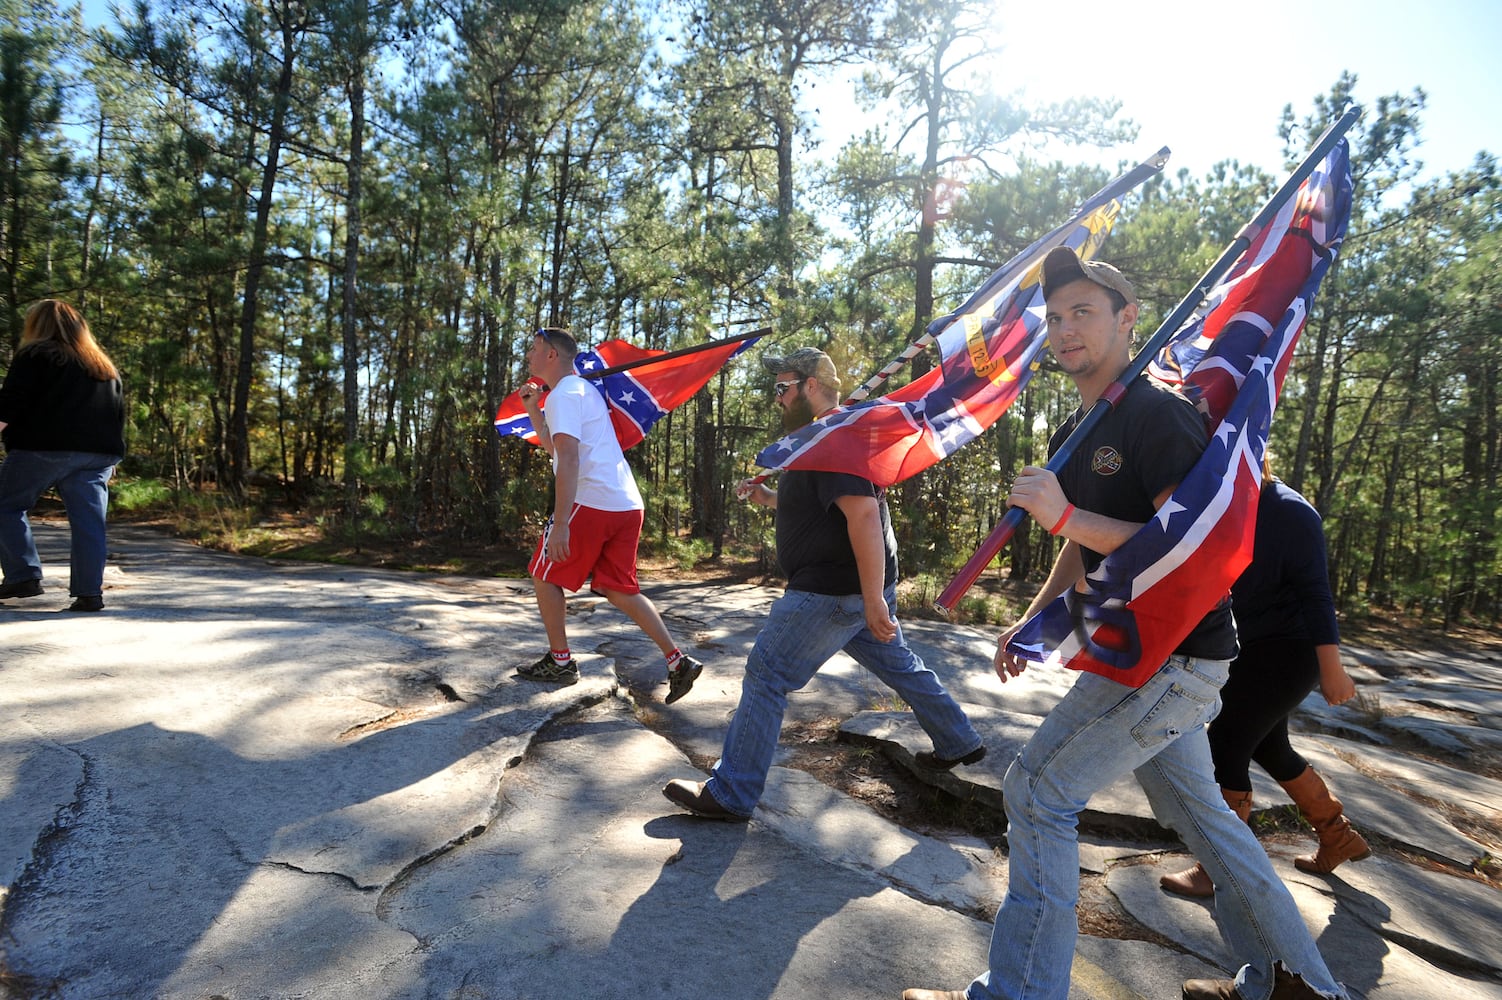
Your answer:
[706,586,982,817]
[0,449,118,597]
[969,656,1345,1000]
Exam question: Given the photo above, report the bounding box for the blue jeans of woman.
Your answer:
[0,449,118,597]
[967,655,1345,1000]
[705,586,982,817]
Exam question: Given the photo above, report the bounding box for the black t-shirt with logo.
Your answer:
[775,468,897,596]
[1047,374,1237,660]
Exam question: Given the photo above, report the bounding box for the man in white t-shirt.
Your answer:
[516,328,703,702]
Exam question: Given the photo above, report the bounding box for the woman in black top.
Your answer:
[0,300,126,612]
[1160,474,1369,898]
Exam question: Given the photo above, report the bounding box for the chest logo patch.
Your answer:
[1091,446,1123,476]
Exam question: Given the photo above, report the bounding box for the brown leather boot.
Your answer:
[1279,765,1370,874]
[1182,965,1330,998]
[1160,787,1254,898]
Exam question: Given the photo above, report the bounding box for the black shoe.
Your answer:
[67,596,105,613]
[515,653,580,685]
[662,779,749,822]
[914,745,987,771]
[0,578,43,600]
[1183,966,1324,1000]
[665,655,703,704]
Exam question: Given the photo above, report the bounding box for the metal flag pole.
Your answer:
[934,105,1362,617]
[579,327,769,380]
[845,148,1172,404]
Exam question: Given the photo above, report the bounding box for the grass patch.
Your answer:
[111,476,172,512]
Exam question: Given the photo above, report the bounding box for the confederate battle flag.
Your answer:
[495,335,760,451]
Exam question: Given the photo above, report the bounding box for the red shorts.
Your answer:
[528,504,643,594]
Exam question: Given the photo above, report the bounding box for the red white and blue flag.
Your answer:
[1005,140,1353,688]
[494,336,760,451]
[753,157,1167,487]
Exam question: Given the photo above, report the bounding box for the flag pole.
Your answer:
[934,106,1362,617]
[846,148,1172,404]
[580,327,769,380]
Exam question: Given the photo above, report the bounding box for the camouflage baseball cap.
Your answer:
[761,346,842,390]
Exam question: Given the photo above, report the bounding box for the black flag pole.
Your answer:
[934,106,1363,617]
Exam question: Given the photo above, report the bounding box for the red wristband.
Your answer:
[1050,503,1075,536]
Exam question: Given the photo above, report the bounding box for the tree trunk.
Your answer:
[228,10,299,491]
[342,35,367,526]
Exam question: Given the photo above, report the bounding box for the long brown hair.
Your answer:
[19,299,119,381]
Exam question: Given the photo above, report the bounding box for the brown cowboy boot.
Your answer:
[1182,965,1330,999]
[1160,787,1254,898]
[1279,765,1370,875]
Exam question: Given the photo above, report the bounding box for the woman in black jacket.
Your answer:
[0,300,126,612]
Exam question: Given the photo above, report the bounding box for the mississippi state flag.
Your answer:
[753,156,1166,487]
[495,336,759,450]
[1006,140,1353,687]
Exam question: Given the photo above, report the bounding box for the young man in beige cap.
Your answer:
[904,248,1347,1000]
[662,346,984,821]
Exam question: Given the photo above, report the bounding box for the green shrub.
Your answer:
[112,477,172,512]
[661,534,712,572]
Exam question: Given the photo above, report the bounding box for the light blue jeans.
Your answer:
[969,656,1345,1000]
[706,586,982,817]
[0,449,118,597]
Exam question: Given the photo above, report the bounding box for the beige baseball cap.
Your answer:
[1040,246,1138,306]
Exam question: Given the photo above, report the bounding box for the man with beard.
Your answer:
[662,347,984,821]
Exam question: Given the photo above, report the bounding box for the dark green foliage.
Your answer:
[3,0,1497,629]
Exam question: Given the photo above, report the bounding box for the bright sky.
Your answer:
[806,0,1501,186]
[77,0,1498,186]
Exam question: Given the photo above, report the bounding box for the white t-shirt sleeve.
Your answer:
[546,379,586,442]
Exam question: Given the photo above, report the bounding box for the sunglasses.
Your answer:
[773,379,804,398]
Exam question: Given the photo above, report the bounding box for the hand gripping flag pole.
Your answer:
[934,105,1363,617]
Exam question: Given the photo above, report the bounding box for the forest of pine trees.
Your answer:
[2,0,1498,627]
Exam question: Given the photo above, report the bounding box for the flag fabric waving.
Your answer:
[495,335,760,451]
[1006,140,1354,688]
[753,153,1168,487]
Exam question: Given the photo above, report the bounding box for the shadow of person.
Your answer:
[598,818,992,999]
[593,816,875,998]
[376,701,989,1000]
[1306,869,1502,999]
[1309,874,1391,1000]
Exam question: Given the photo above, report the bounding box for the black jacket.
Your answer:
[0,349,126,457]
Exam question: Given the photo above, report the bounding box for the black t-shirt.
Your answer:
[1230,480,1340,648]
[1048,374,1237,660]
[775,469,898,596]
[0,349,126,457]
